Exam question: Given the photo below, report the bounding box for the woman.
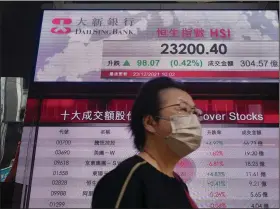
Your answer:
[92,77,202,208]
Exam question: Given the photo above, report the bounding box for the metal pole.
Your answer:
[0,122,7,166]
[0,77,6,166]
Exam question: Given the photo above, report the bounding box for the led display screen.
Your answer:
[25,99,279,208]
[34,10,279,82]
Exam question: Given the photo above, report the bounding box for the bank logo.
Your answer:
[51,18,72,34]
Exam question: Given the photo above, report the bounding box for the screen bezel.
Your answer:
[28,82,279,100]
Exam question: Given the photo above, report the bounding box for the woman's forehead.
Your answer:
[159,88,194,106]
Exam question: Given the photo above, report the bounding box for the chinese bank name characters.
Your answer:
[57,16,231,39]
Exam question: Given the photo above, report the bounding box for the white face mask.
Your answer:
[165,114,202,158]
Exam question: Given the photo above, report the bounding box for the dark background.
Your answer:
[1,1,45,89]
[0,2,278,209]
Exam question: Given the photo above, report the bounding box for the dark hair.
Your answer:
[129,77,186,151]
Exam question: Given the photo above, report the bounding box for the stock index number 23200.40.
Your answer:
[160,43,227,55]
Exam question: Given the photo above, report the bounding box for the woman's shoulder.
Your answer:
[97,155,146,186]
[91,156,147,208]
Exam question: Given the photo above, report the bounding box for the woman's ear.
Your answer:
[143,115,156,133]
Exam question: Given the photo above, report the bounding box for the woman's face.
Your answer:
[143,88,202,139]
[154,88,200,137]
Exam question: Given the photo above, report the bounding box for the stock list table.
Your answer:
[28,125,279,208]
